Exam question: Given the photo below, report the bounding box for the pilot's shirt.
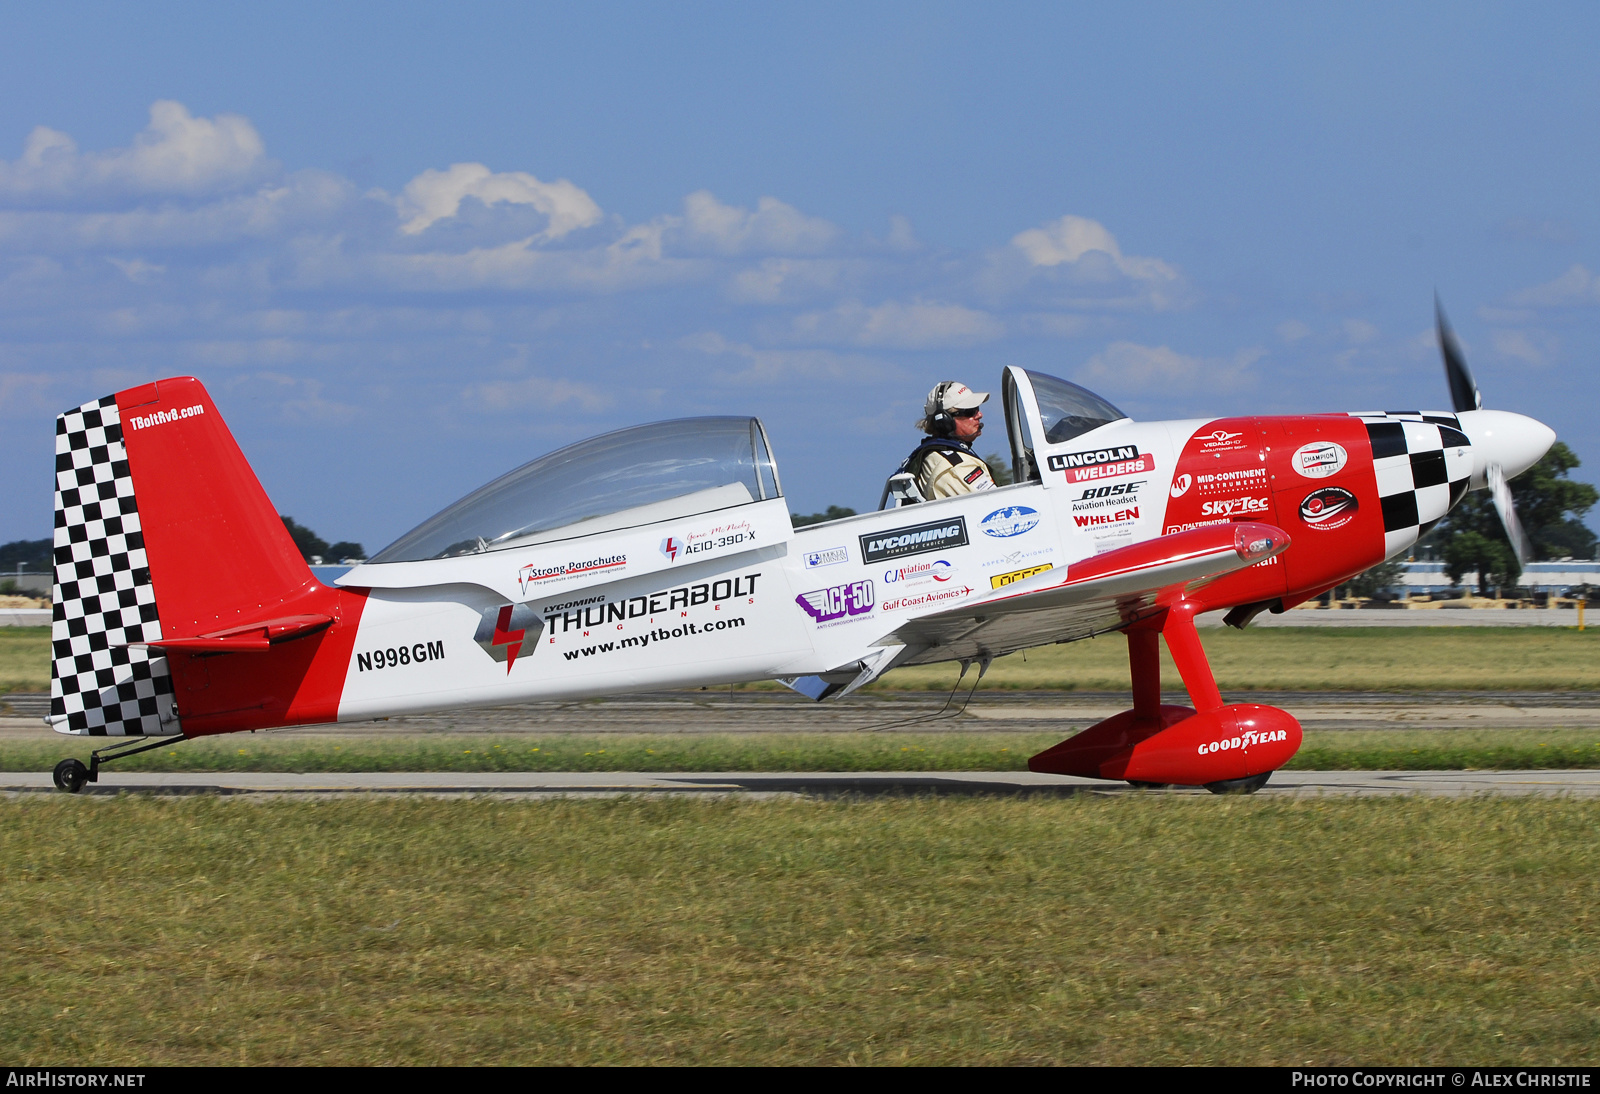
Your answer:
[910,441,996,499]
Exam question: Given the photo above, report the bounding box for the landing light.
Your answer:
[1234,525,1280,562]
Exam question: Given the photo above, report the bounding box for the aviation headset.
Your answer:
[926,381,960,438]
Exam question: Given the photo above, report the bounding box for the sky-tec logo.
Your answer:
[1048,446,1156,483]
[796,579,875,623]
[1200,496,1270,517]
[980,506,1039,537]
[860,517,968,563]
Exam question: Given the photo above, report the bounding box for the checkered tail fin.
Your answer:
[49,378,316,736]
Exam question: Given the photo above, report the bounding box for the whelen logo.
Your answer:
[1300,487,1359,530]
[1074,507,1139,527]
[860,517,968,563]
[1048,446,1156,483]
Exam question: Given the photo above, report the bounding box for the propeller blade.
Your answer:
[1436,296,1482,413]
[1486,462,1532,566]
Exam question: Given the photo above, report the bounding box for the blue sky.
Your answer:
[3,2,1598,550]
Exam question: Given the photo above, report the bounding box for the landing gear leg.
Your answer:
[52,734,188,794]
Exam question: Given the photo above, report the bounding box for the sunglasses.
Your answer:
[949,407,981,418]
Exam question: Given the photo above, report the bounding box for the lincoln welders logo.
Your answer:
[1299,486,1358,531]
[859,517,968,563]
[474,603,544,673]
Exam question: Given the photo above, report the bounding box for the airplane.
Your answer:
[45,305,1555,794]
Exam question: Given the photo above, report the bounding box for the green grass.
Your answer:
[875,625,1600,692]
[7,624,1600,694]
[3,795,1598,1064]
[8,728,1600,773]
[0,626,49,693]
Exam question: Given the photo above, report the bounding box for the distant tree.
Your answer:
[0,538,52,572]
[326,541,366,563]
[983,453,1013,487]
[281,516,329,563]
[1419,441,1598,593]
[792,506,857,528]
[1348,558,1405,600]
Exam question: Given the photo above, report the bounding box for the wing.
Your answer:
[877,521,1290,665]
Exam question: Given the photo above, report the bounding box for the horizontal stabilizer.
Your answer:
[136,614,334,654]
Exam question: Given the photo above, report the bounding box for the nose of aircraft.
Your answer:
[1456,409,1557,487]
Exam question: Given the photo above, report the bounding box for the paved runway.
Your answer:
[7,690,1600,738]
[5,768,1600,798]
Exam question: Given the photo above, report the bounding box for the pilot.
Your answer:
[900,381,997,499]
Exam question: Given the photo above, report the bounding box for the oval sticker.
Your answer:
[1293,441,1348,479]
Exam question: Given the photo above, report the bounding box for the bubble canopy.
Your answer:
[370,417,783,564]
[1026,370,1128,445]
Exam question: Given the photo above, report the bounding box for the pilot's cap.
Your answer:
[917,381,989,429]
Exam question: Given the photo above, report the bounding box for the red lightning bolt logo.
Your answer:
[492,604,526,673]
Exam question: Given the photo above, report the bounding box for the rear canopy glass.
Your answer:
[370,417,781,563]
[1027,370,1128,445]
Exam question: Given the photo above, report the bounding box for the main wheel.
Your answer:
[1204,772,1271,795]
[53,758,90,794]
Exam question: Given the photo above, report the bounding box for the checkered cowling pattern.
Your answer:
[1349,410,1475,560]
[49,395,178,736]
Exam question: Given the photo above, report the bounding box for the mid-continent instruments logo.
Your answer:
[991,563,1053,589]
[1300,486,1359,530]
[1170,474,1192,498]
[1293,441,1349,479]
[1047,445,1156,483]
[980,506,1039,537]
[860,517,968,563]
[796,579,875,624]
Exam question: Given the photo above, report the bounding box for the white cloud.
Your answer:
[1076,341,1262,396]
[1276,319,1311,343]
[461,374,611,413]
[1510,265,1600,308]
[0,101,267,201]
[1343,318,1380,344]
[684,331,899,385]
[1491,329,1557,367]
[1010,215,1178,284]
[678,190,837,255]
[725,258,851,304]
[394,162,602,238]
[789,299,1003,349]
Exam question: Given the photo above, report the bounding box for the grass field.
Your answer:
[3,795,1597,1065]
[5,625,1600,694]
[8,728,1600,773]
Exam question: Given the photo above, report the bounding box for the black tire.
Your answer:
[53,758,90,794]
[1204,772,1272,795]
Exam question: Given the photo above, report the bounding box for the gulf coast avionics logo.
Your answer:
[980,506,1039,537]
[1299,487,1358,530]
[1293,441,1348,479]
[796,579,875,624]
[1047,445,1156,484]
[859,516,968,563]
[474,603,545,673]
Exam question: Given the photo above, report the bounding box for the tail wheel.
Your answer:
[53,758,90,794]
[1204,772,1272,795]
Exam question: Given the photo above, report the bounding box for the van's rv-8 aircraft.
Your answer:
[46,307,1555,793]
